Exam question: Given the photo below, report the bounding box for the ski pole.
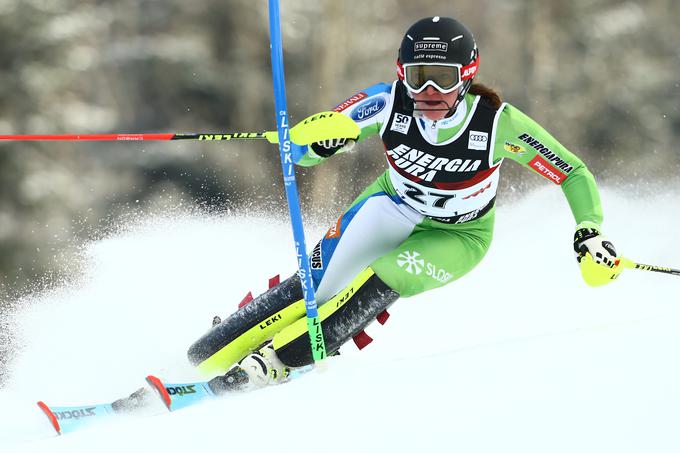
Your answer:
[581,254,680,286]
[0,113,358,145]
[0,132,279,142]
[268,0,327,362]
[619,257,680,277]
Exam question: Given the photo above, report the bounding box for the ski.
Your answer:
[146,366,312,411]
[37,367,313,435]
[37,401,120,435]
[36,375,212,435]
[145,375,216,411]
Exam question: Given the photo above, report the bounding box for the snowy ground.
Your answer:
[0,185,678,453]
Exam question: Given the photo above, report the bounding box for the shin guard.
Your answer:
[187,274,306,375]
[273,268,399,368]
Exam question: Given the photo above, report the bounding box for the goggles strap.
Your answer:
[396,59,405,81]
[460,56,479,82]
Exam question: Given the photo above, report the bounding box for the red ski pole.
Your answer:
[0,131,278,142]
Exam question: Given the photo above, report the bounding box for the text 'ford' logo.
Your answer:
[350,98,386,122]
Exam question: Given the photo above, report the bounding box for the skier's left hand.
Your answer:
[573,227,618,267]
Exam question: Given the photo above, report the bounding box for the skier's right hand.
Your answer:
[573,227,618,267]
[573,225,627,287]
[310,137,356,158]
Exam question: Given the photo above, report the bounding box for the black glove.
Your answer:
[310,138,355,158]
[573,227,618,267]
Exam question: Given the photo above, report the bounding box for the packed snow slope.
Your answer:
[0,186,678,453]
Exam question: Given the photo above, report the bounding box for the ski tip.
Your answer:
[145,375,172,410]
[37,401,61,435]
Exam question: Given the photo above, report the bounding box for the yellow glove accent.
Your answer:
[579,253,635,287]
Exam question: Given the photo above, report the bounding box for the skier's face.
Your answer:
[412,85,460,121]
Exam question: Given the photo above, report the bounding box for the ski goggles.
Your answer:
[402,60,479,94]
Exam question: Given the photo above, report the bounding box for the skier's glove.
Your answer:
[573,227,618,268]
[310,137,356,158]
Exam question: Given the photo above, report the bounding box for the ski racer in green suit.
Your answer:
[189,16,619,393]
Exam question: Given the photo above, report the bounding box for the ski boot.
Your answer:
[208,343,290,394]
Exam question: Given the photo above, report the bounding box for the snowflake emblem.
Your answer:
[397,251,425,275]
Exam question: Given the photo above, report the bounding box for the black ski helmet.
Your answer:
[397,16,479,102]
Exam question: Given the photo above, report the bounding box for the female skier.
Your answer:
[190,16,619,393]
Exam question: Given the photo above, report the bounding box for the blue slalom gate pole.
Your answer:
[267,0,327,362]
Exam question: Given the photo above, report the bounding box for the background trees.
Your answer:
[0,0,678,298]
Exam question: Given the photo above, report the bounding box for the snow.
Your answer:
[1,185,679,453]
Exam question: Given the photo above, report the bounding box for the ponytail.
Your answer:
[469,83,503,110]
